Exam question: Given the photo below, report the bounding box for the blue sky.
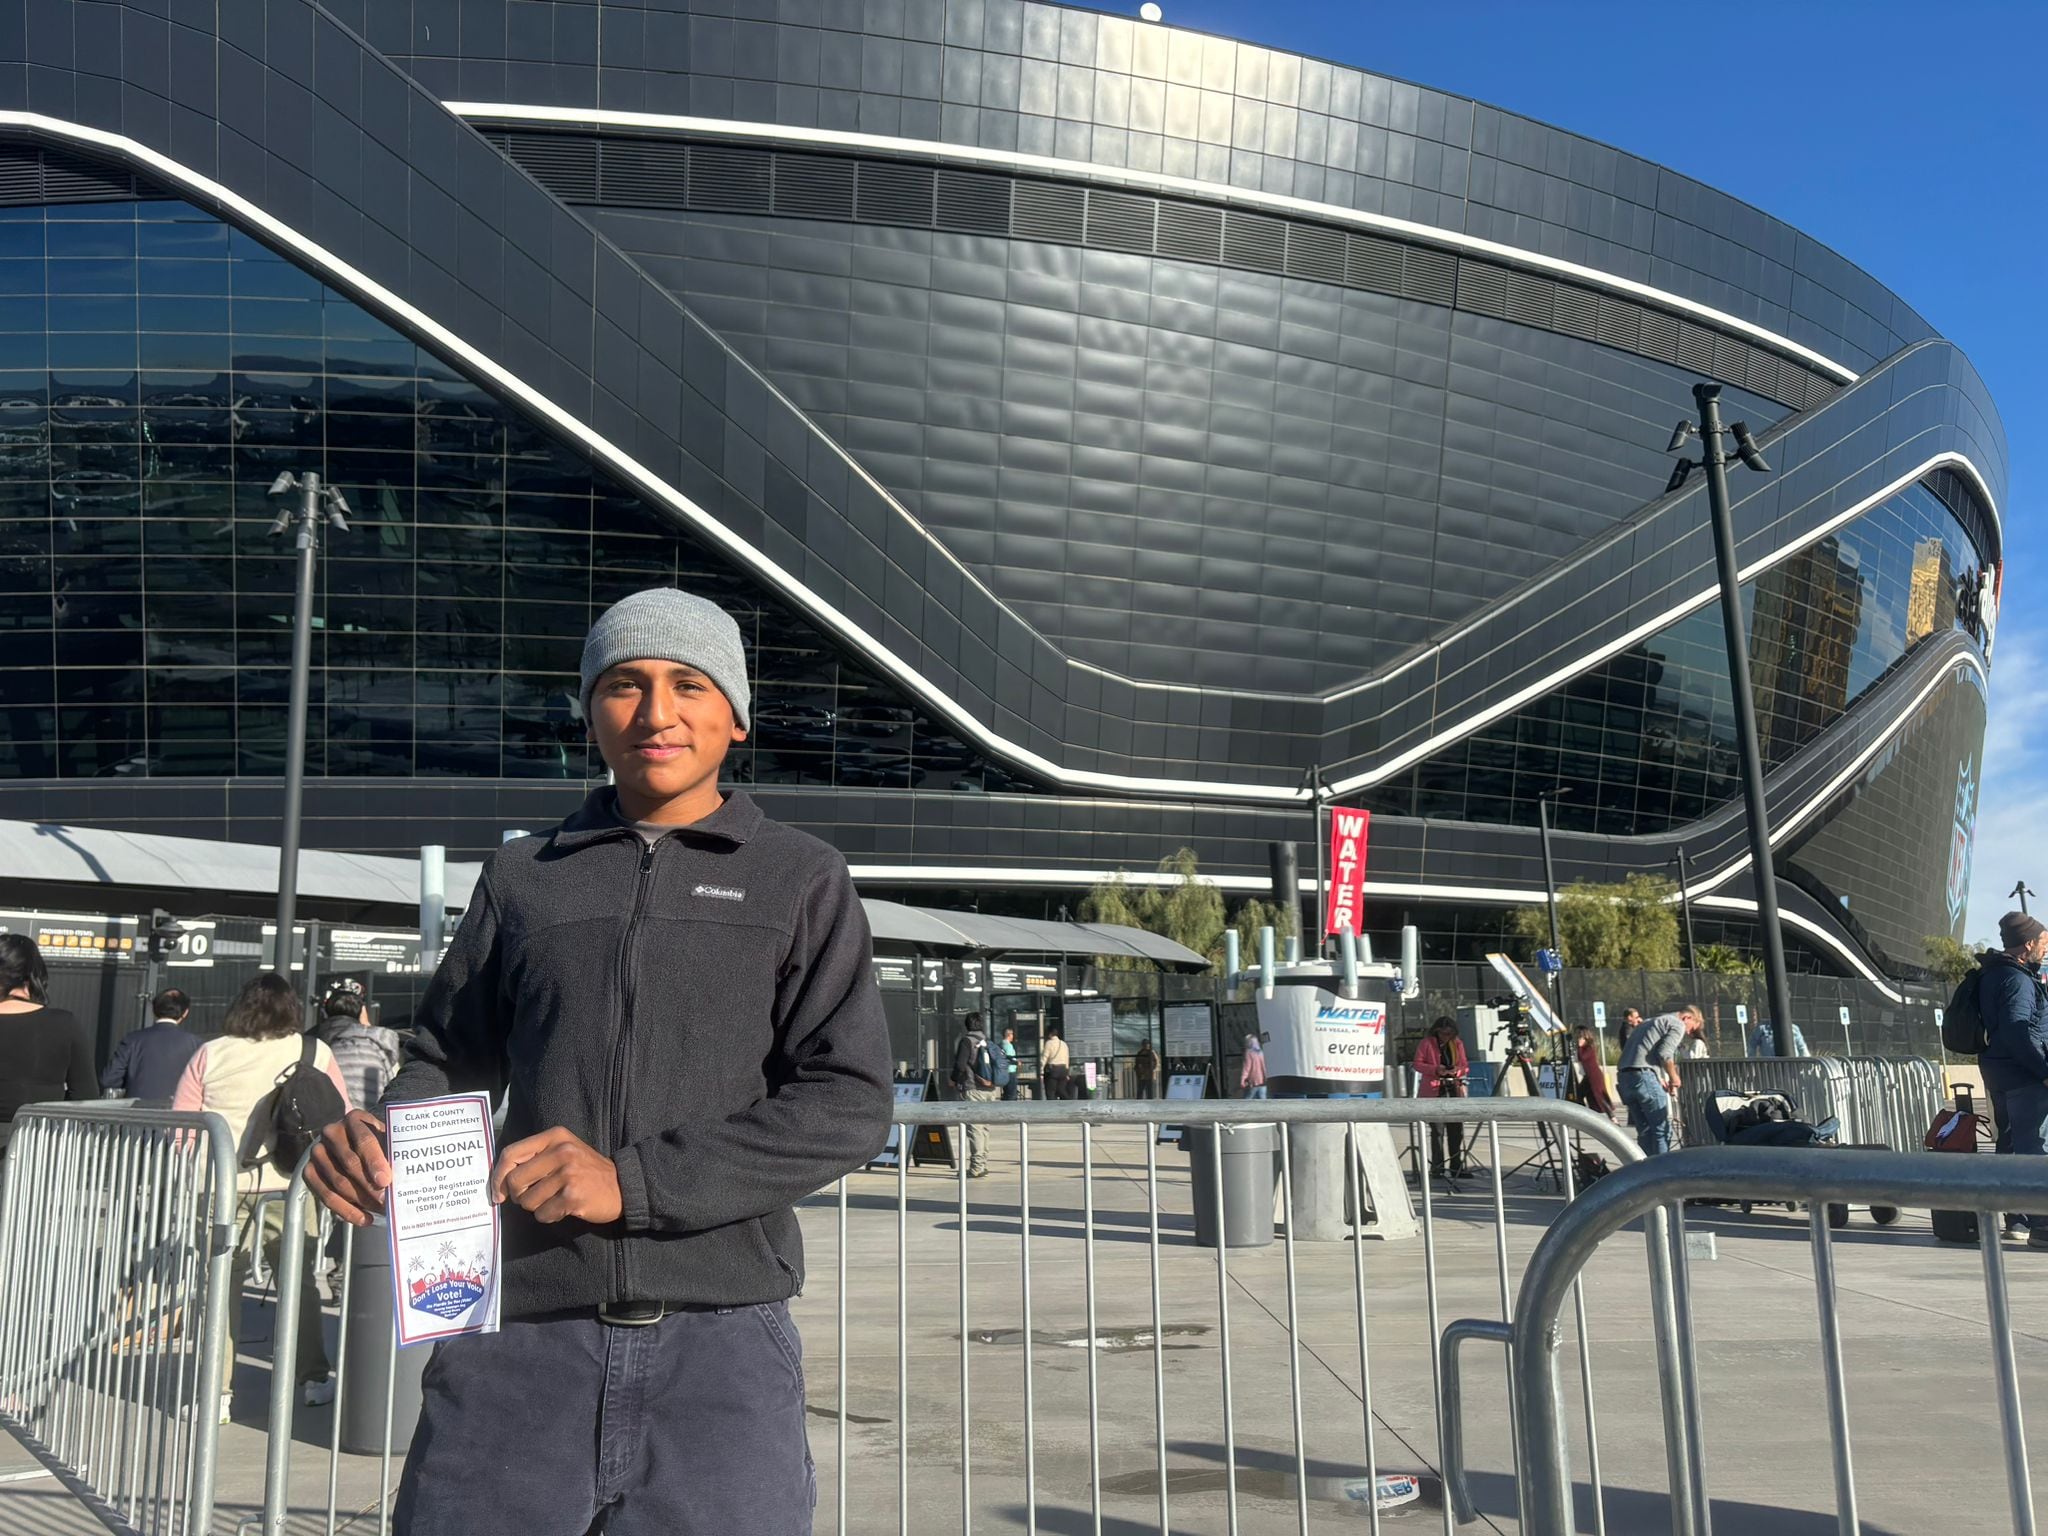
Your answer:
[1156,0,2042,944]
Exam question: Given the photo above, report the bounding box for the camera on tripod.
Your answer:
[1484,993,1542,1061]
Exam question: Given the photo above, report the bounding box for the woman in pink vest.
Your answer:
[1414,1016,1470,1178]
[1239,1034,1268,1099]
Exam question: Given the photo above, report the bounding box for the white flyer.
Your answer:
[384,1092,501,1347]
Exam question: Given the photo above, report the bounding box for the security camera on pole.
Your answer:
[1665,385,1794,1054]
[265,470,352,971]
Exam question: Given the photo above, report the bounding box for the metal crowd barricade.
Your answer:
[1672,1055,1854,1148]
[1448,1146,2048,1536]
[251,1097,1690,1536]
[0,1104,238,1536]
[1841,1056,1944,1151]
[1675,1055,1944,1153]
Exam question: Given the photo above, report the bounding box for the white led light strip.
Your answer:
[4,113,1992,812]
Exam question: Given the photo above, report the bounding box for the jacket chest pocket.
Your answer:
[625,912,781,1090]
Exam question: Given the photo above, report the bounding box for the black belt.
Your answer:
[594,1299,743,1326]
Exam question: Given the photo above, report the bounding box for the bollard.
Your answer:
[340,1217,430,1456]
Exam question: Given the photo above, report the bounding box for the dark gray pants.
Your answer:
[393,1304,814,1535]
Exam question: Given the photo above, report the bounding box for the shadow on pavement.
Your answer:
[1460,1467,1909,1535]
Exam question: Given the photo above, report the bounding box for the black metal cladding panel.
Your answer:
[0,144,163,207]
[774,154,857,221]
[1400,246,1458,306]
[1220,209,1285,272]
[1503,270,1554,329]
[1084,187,1154,254]
[855,161,935,227]
[1284,222,1345,285]
[934,168,1008,233]
[1552,283,1599,342]
[1347,233,1406,294]
[379,2,1955,381]
[599,138,688,209]
[481,131,596,202]
[1595,295,1640,351]
[494,131,1840,415]
[687,144,772,213]
[1156,200,1222,264]
[1636,310,1680,365]
[1012,178,1084,243]
[600,206,1807,692]
[1456,259,1506,317]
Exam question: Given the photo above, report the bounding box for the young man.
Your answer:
[1614,1004,1704,1155]
[306,588,893,1535]
[951,1011,999,1177]
[100,986,202,1103]
[1978,911,2048,1245]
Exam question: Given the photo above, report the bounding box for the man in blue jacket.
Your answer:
[1979,910,2048,1247]
[100,987,202,1103]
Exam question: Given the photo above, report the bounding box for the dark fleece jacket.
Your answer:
[385,788,892,1316]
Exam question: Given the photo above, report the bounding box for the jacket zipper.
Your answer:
[610,837,658,1301]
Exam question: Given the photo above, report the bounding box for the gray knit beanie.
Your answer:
[578,588,751,731]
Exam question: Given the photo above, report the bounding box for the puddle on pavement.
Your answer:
[965,1323,1211,1351]
[1100,1466,1439,1517]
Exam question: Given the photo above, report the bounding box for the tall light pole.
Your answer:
[1305,764,1326,957]
[1536,787,1569,1017]
[2011,880,2035,917]
[1666,383,1794,1054]
[266,471,351,972]
[1673,845,1701,1001]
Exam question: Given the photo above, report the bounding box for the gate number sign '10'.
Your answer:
[1325,807,1371,937]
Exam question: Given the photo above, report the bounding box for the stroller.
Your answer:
[1698,1090,1901,1229]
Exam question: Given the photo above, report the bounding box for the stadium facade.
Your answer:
[0,2,2006,994]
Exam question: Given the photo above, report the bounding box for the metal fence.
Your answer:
[1413,963,1947,1059]
[0,1103,238,1536]
[248,1096,1684,1536]
[1672,1054,1946,1152]
[41,1082,2022,1535]
[1445,1145,2048,1536]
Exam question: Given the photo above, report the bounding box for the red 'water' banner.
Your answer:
[1325,806,1370,936]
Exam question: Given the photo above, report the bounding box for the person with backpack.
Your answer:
[170,972,350,1419]
[1975,911,2048,1246]
[314,979,403,1114]
[951,1011,1000,1177]
[303,587,892,1536]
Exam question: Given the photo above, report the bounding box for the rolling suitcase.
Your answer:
[1927,1088,1988,1244]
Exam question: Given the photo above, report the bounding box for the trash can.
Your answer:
[1182,1123,1278,1248]
[339,1216,432,1456]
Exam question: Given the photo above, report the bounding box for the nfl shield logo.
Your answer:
[1947,759,1975,931]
